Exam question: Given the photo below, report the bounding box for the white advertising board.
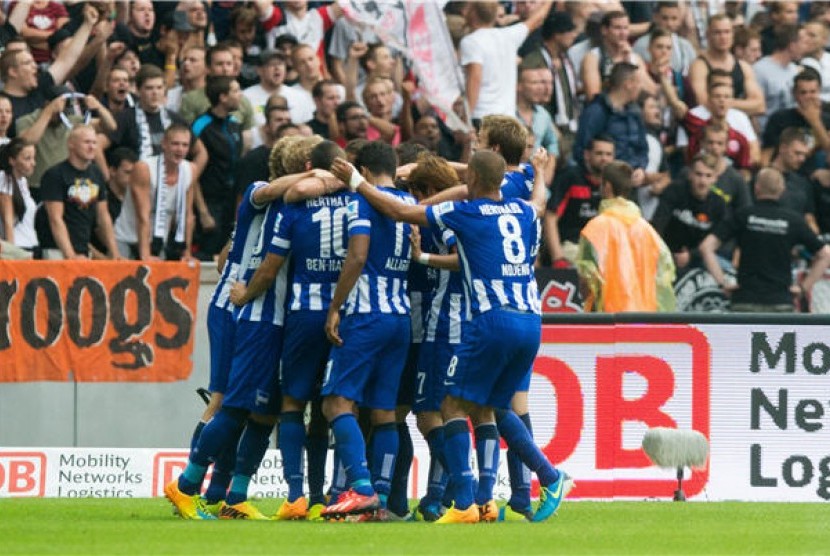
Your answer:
[2,323,827,502]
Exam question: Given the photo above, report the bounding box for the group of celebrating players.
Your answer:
[164,114,569,524]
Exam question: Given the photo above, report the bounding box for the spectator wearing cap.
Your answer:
[18,85,117,191]
[762,68,830,178]
[801,21,830,102]
[687,14,766,118]
[523,11,579,162]
[574,62,649,187]
[180,42,256,130]
[632,2,697,76]
[306,80,340,139]
[581,11,657,102]
[274,34,300,85]
[0,5,99,124]
[243,49,305,126]
[460,0,550,123]
[753,23,803,130]
[288,43,346,124]
[166,45,206,113]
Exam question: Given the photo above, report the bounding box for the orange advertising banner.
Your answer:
[0,261,199,382]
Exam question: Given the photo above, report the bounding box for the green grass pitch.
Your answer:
[2,498,828,555]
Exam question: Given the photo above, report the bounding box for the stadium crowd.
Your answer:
[3,0,830,522]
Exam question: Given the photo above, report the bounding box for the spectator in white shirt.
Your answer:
[459,0,550,124]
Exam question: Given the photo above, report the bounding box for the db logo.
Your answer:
[152,452,211,497]
[0,452,46,496]
[533,324,710,499]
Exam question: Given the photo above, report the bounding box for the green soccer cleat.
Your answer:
[498,504,533,522]
[164,480,217,520]
[533,473,565,522]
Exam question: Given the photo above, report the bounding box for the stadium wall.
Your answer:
[2,268,829,501]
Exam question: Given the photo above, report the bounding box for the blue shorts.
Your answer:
[445,309,541,409]
[396,342,421,407]
[413,340,455,413]
[322,313,410,410]
[280,311,330,402]
[223,320,283,415]
[207,304,235,394]
[516,366,533,393]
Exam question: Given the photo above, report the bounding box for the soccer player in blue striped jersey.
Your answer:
[423,115,551,519]
[403,156,467,521]
[331,148,566,524]
[166,169,329,520]
[229,141,350,520]
[320,141,416,520]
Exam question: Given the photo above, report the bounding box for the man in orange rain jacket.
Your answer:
[575,160,676,312]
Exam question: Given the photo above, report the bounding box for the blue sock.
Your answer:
[179,408,246,495]
[204,444,237,504]
[507,413,533,510]
[306,431,329,506]
[226,420,273,505]
[496,409,559,486]
[279,411,306,502]
[330,413,372,495]
[370,422,399,507]
[443,418,474,510]
[387,422,412,516]
[474,423,499,505]
[328,453,346,501]
[190,421,206,453]
[423,426,448,507]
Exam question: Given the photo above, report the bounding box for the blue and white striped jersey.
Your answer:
[232,184,288,326]
[268,191,351,312]
[345,187,415,316]
[500,164,534,201]
[425,198,541,319]
[423,226,464,345]
[210,181,271,312]
[408,228,438,344]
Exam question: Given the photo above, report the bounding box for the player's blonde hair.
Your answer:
[269,135,302,179]
[282,135,324,175]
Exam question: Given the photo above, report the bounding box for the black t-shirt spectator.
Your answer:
[235,145,270,198]
[35,160,107,255]
[111,23,157,64]
[714,200,824,304]
[762,106,830,178]
[8,71,55,123]
[546,165,602,244]
[307,117,331,139]
[778,170,815,216]
[676,164,751,219]
[813,180,830,237]
[653,181,728,254]
[193,111,243,203]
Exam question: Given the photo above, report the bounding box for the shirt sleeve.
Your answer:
[425,201,458,234]
[458,34,482,66]
[268,204,293,255]
[347,196,371,237]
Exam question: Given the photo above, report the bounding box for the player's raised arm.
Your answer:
[527,148,549,217]
[330,158,429,227]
